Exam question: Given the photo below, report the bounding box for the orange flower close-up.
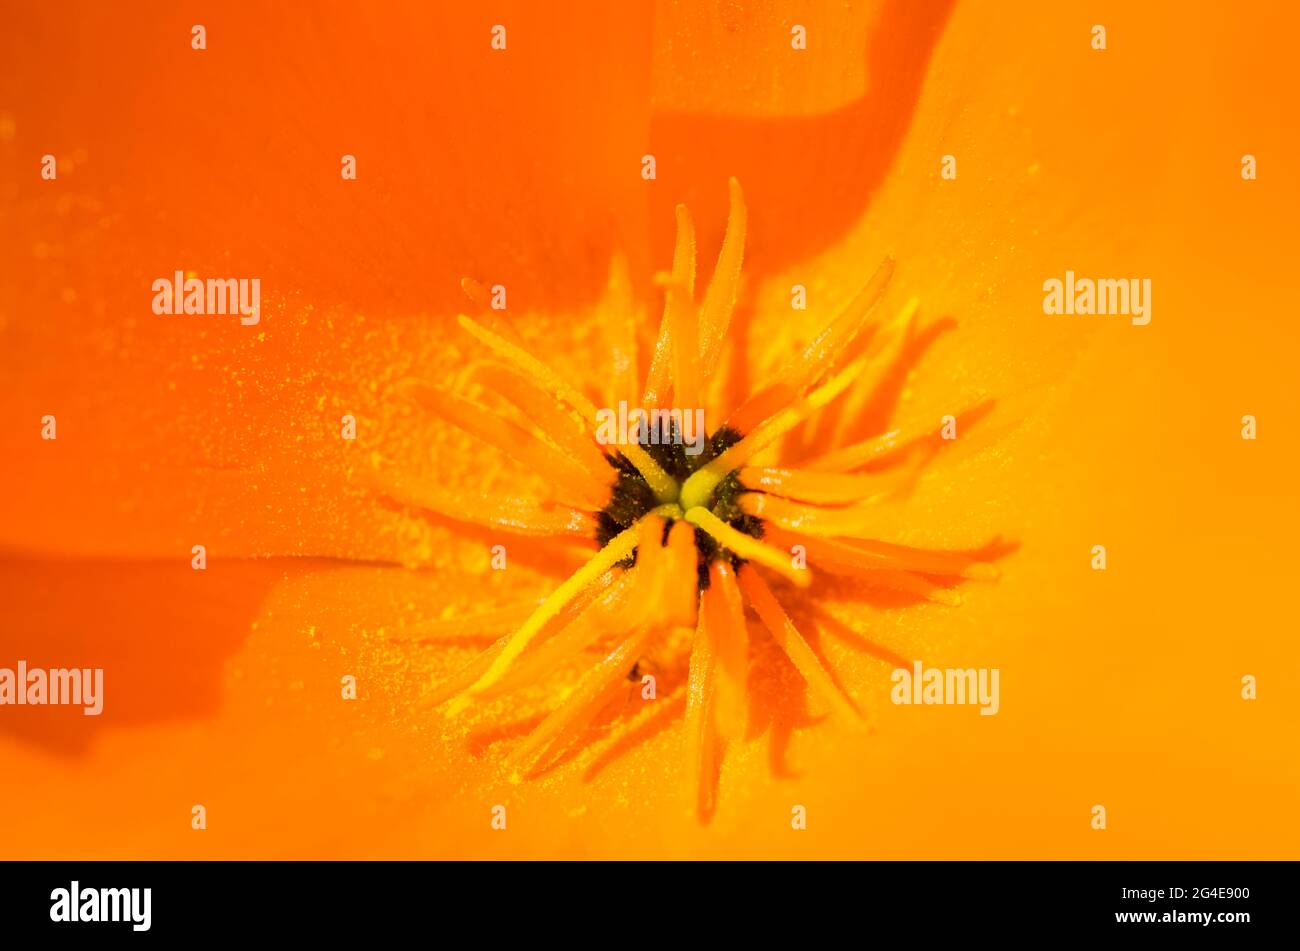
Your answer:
[1,0,1297,867]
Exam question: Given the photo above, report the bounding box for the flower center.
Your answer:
[595,424,764,589]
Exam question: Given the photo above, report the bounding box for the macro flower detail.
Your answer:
[377,180,1000,821]
[5,0,1290,872]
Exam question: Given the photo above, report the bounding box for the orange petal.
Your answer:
[701,560,749,741]
[684,607,719,823]
[736,565,862,725]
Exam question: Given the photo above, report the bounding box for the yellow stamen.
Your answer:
[785,256,896,390]
[506,624,655,776]
[459,277,529,347]
[685,609,719,823]
[468,363,610,482]
[804,398,996,473]
[452,521,641,706]
[390,599,544,644]
[398,381,611,510]
[470,569,639,700]
[679,355,867,510]
[604,253,640,404]
[421,634,511,711]
[663,519,702,627]
[459,313,600,422]
[458,313,678,501]
[697,177,747,376]
[761,523,998,580]
[762,528,965,604]
[738,466,897,506]
[702,560,748,741]
[504,515,693,775]
[739,492,885,536]
[802,428,903,472]
[666,204,701,410]
[642,200,698,408]
[727,256,893,433]
[617,446,679,504]
[802,295,919,453]
[684,506,810,587]
[370,468,592,537]
[737,566,863,726]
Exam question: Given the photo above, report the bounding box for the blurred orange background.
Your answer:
[1,0,1297,858]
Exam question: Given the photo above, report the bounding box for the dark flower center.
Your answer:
[595,424,764,590]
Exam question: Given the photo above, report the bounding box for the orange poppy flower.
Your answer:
[1,1,1297,859]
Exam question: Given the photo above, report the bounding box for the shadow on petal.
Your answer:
[649,0,957,282]
[0,557,296,755]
